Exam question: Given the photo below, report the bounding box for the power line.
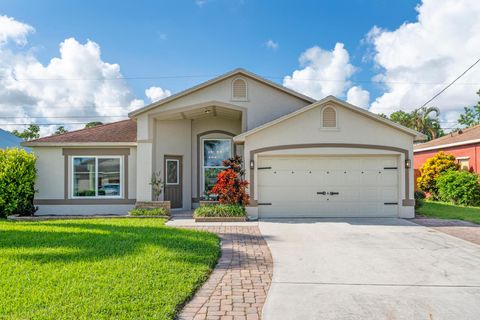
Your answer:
[3,74,480,85]
[0,122,92,126]
[419,57,480,109]
[0,115,127,119]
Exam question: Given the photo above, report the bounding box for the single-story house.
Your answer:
[414,125,480,173]
[24,68,424,219]
[0,128,28,150]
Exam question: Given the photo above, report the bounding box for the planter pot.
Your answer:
[194,216,247,222]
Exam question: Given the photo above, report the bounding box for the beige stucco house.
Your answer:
[24,68,425,219]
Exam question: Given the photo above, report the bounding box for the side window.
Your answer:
[457,158,470,171]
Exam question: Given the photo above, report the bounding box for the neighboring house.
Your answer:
[23,68,424,218]
[0,128,27,150]
[414,125,480,173]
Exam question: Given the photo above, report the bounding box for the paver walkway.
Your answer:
[412,218,480,245]
[177,225,273,320]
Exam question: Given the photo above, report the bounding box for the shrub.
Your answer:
[210,156,250,206]
[417,151,459,199]
[0,148,37,217]
[193,204,246,217]
[436,170,480,206]
[129,207,169,216]
[414,190,426,209]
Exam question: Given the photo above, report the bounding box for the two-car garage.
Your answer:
[235,97,423,219]
[257,155,399,218]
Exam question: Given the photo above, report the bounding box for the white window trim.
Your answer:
[201,138,233,194]
[456,156,470,160]
[231,77,249,102]
[320,105,339,130]
[165,159,180,185]
[71,155,123,199]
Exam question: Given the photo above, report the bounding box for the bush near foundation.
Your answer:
[417,151,459,199]
[0,148,37,217]
[436,170,480,206]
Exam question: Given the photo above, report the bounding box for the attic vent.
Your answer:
[232,78,248,101]
[322,106,337,128]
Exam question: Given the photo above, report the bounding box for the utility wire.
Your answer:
[3,74,480,85]
[419,57,480,109]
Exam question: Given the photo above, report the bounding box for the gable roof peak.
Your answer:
[128,68,315,118]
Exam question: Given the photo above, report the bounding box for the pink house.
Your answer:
[414,125,480,174]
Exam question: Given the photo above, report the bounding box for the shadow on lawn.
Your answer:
[0,220,220,264]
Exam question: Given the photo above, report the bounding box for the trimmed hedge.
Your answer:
[436,170,480,206]
[0,148,37,217]
[129,207,169,216]
[193,204,246,217]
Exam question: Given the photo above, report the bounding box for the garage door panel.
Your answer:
[258,156,399,218]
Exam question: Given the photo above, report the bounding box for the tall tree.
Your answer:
[54,126,68,135]
[458,89,480,128]
[384,107,443,141]
[11,124,40,141]
[410,106,443,140]
[84,121,103,128]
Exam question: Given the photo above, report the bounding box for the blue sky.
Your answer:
[0,0,479,134]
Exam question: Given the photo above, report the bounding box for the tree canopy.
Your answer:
[458,90,480,128]
[382,106,443,141]
[11,124,40,141]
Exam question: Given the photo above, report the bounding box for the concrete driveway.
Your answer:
[259,218,480,320]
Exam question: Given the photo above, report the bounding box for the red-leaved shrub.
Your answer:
[211,156,250,206]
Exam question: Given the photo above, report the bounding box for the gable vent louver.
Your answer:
[232,78,247,100]
[322,107,337,128]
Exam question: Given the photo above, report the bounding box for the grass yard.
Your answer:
[0,218,220,319]
[417,201,480,224]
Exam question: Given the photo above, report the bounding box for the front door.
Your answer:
[164,155,183,209]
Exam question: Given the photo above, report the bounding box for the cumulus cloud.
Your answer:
[368,0,480,120]
[0,15,170,136]
[283,43,356,99]
[265,39,278,50]
[0,15,34,45]
[145,86,172,103]
[346,86,370,109]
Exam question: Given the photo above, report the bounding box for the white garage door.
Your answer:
[257,155,399,218]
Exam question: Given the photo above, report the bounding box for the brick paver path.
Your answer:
[177,226,273,320]
[413,218,480,245]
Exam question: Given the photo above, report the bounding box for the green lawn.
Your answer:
[0,218,220,319]
[416,201,480,224]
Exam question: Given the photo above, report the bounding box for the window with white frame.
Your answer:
[202,139,232,192]
[457,157,470,171]
[72,156,122,198]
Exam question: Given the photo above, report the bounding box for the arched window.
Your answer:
[231,78,247,100]
[322,106,337,128]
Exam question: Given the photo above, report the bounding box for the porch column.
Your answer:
[136,115,154,201]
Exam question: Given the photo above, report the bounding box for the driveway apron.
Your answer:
[259,218,480,320]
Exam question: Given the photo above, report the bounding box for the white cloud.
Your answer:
[0,15,34,46]
[283,43,356,99]
[145,86,172,103]
[0,17,171,136]
[265,39,279,50]
[346,86,370,109]
[368,0,480,121]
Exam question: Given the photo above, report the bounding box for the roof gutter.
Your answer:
[414,138,480,152]
[21,142,137,147]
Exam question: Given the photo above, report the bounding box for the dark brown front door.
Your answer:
[164,155,182,209]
